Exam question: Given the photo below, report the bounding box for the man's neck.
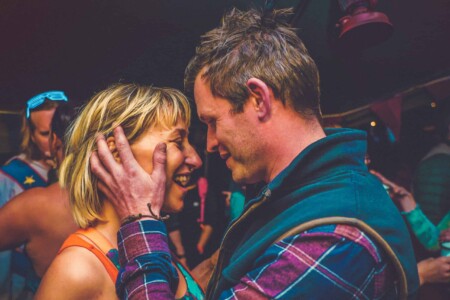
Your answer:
[263,114,325,183]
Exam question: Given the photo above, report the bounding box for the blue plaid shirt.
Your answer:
[116,220,394,299]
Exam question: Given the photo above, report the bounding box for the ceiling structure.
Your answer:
[0,0,449,115]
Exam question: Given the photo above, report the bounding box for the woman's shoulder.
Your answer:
[36,246,110,299]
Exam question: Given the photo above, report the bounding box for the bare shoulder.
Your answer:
[35,246,111,299]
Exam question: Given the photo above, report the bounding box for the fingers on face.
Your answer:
[98,180,114,200]
[153,142,167,169]
[113,126,138,168]
[95,134,119,173]
[90,150,114,186]
[106,136,121,163]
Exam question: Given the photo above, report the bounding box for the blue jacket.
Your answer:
[207,128,419,299]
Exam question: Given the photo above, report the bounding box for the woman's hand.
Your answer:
[90,126,167,221]
[370,170,417,212]
[418,257,450,285]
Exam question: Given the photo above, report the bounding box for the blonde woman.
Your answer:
[35,84,203,299]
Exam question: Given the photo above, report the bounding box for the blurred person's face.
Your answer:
[30,109,56,159]
[129,121,202,213]
[49,133,64,167]
[194,75,265,185]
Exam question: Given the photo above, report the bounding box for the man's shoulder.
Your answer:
[277,224,386,265]
[248,224,395,299]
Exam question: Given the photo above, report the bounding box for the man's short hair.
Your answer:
[184,8,321,119]
[20,99,59,160]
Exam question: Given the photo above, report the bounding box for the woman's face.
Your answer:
[130,121,202,213]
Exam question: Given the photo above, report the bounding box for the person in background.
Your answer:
[0,91,67,299]
[92,9,419,299]
[371,170,450,288]
[0,103,78,299]
[412,107,450,225]
[35,84,203,300]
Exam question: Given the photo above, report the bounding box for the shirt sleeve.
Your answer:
[116,220,179,300]
[401,205,441,251]
[219,224,393,299]
[117,222,392,300]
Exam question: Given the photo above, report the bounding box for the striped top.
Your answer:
[116,220,394,299]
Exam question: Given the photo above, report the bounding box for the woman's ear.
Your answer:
[106,136,121,163]
[246,78,272,122]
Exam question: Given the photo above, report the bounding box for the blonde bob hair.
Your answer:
[59,84,191,228]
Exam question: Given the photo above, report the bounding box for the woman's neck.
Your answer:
[93,200,121,248]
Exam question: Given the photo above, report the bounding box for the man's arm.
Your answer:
[115,223,391,299]
[116,220,179,299]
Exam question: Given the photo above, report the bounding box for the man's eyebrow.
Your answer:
[198,114,211,123]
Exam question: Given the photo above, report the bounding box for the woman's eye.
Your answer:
[173,140,183,149]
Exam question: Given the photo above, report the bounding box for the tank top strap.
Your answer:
[173,258,205,299]
[76,227,115,254]
[59,229,118,283]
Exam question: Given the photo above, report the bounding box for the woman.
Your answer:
[35,84,203,299]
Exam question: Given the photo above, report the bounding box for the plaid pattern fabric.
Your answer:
[117,221,394,299]
[116,220,179,299]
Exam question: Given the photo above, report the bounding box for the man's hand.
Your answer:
[90,126,167,221]
[418,256,450,285]
[370,170,417,212]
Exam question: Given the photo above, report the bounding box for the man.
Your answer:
[0,91,68,298]
[412,107,450,225]
[92,9,419,299]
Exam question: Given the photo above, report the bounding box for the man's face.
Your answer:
[29,109,56,159]
[194,75,265,184]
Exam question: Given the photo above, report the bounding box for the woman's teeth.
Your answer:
[173,174,190,187]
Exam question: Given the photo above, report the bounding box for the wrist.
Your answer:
[174,252,186,259]
[399,199,416,212]
[120,203,168,225]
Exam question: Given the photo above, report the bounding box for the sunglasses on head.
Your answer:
[26,91,68,119]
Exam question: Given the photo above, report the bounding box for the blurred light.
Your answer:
[431,102,437,108]
[370,121,376,127]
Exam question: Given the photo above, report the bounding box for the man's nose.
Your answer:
[206,130,218,153]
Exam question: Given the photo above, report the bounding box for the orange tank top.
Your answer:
[58,227,118,282]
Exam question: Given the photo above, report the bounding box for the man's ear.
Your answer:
[106,136,121,163]
[246,78,271,122]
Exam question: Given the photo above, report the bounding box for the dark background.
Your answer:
[0,0,449,180]
[0,0,449,113]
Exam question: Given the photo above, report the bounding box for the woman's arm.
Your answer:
[370,170,441,251]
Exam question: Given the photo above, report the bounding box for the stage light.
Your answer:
[335,0,393,52]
